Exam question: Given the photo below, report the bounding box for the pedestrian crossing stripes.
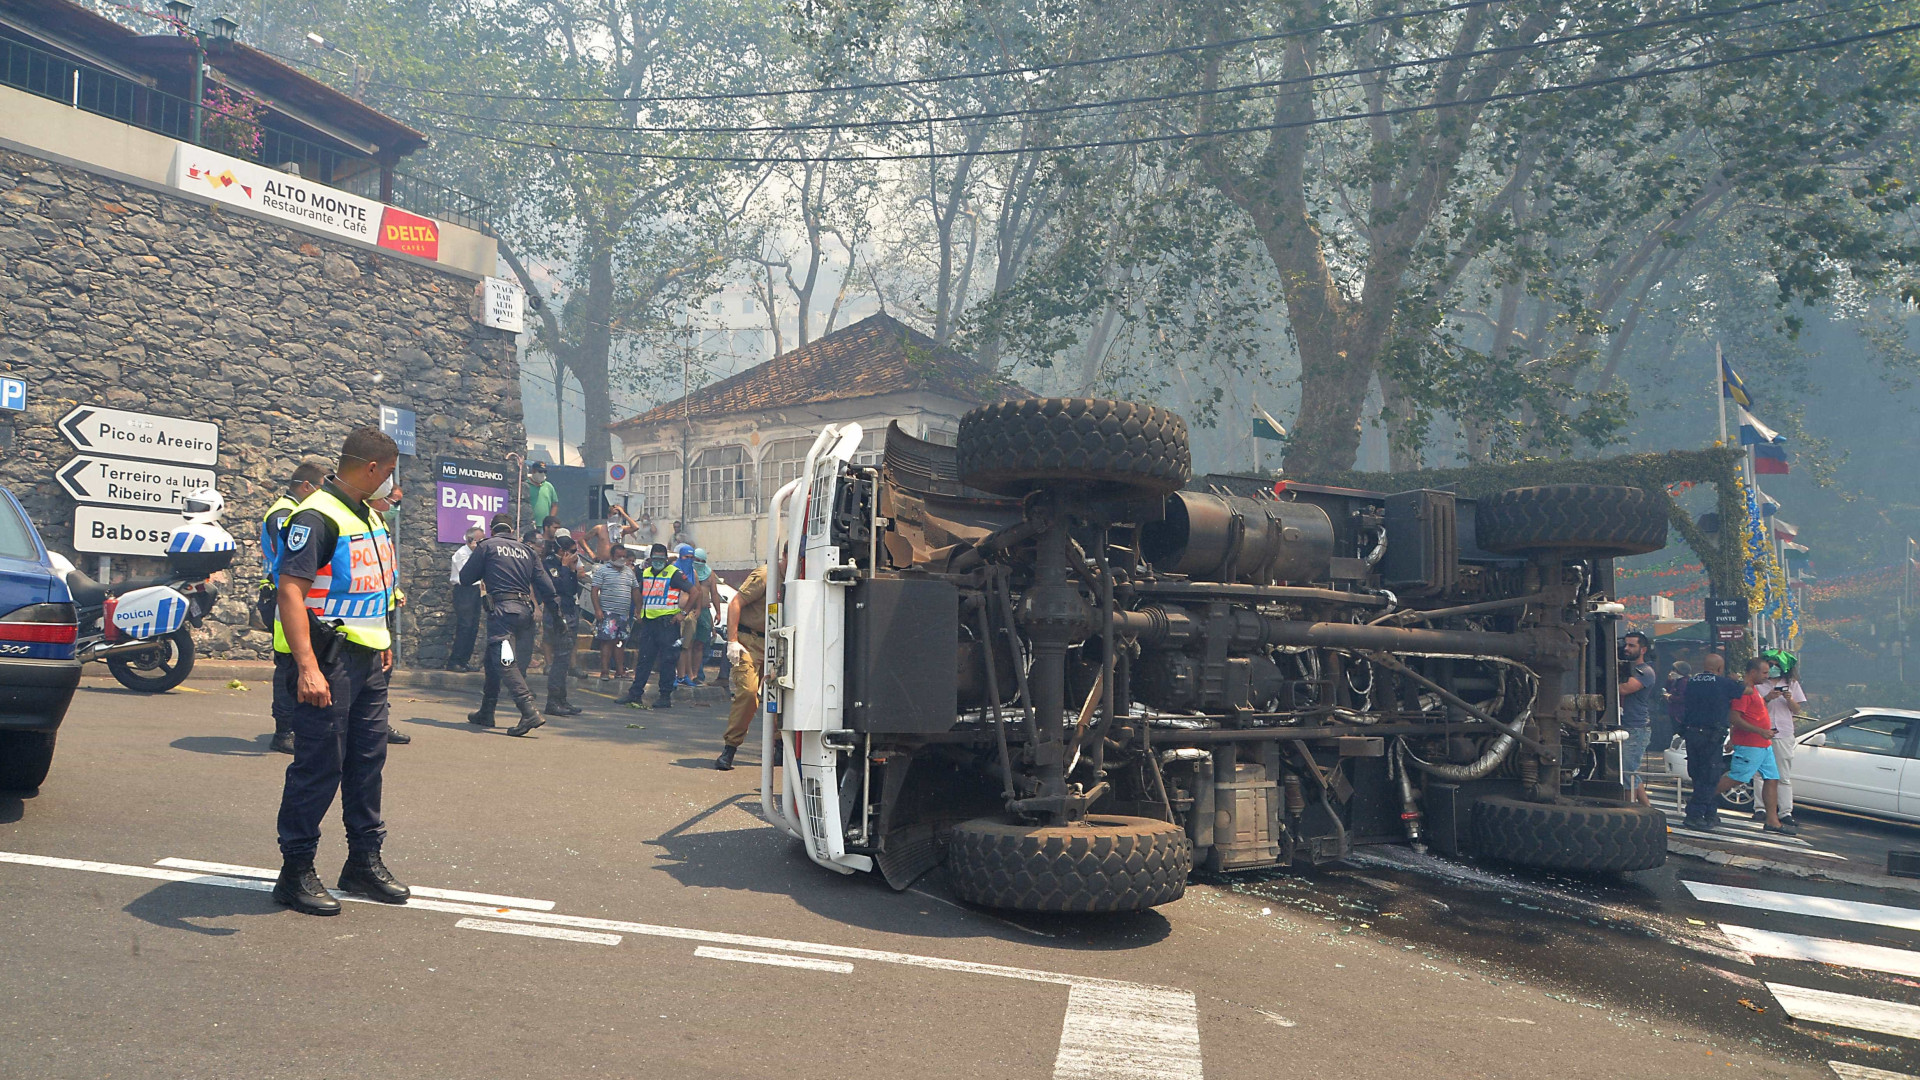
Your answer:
[1684,881,1920,933]
[1718,924,1920,980]
[1768,983,1920,1042]
[1683,878,1920,1047]
[1830,1061,1920,1080]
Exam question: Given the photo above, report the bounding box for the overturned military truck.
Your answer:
[756,398,1669,912]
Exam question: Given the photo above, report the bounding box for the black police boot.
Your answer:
[506,712,547,737]
[337,851,410,904]
[269,731,295,755]
[386,728,412,744]
[272,861,341,916]
[467,709,496,728]
[714,745,736,771]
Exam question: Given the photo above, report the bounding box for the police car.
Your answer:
[0,485,80,791]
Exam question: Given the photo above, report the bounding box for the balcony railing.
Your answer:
[0,35,490,231]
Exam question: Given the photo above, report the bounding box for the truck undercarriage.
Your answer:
[760,398,1669,912]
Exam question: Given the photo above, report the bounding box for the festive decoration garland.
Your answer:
[1735,472,1802,646]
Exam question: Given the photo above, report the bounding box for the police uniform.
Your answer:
[259,493,302,741]
[460,529,556,729]
[271,481,398,869]
[621,558,694,707]
[542,547,580,713]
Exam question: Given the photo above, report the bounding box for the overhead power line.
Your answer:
[416,20,1920,165]
[379,0,1832,139]
[327,0,1508,105]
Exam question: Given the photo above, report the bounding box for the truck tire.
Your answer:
[1474,485,1667,557]
[106,628,195,693]
[946,814,1193,912]
[956,398,1191,497]
[0,731,55,791]
[1469,795,1667,873]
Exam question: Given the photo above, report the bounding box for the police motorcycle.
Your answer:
[47,488,231,693]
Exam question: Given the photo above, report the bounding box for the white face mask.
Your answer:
[370,471,395,501]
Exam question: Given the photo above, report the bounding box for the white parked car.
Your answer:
[1793,709,1920,822]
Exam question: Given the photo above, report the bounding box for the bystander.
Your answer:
[1618,631,1656,807]
[445,526,484,672]
[589,543,637,683]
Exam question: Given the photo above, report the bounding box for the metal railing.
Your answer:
[341,169,491,233]
[0,35,489,230]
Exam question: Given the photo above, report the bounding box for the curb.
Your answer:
[1668,839,1920,897]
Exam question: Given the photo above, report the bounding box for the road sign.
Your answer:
[1707,597,1749,626]
[380,405,417,457]
[0,377,24,412]
[59,406,217,466]
[1716,625,1748,643]
[72,505,183,556]
[481,276,525,333]
[606,462,627,484]
[57,456,215,510]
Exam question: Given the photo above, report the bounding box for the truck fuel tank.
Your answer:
[1141,492,1336,584]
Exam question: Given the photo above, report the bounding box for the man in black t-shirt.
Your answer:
[1679,651,1747,829]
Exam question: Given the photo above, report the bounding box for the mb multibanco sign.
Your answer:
[58,406,220,558]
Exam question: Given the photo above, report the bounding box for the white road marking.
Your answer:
[156,857,556,910]
[1664,823,1844,859]
[2,849,1206,1076]
[456,918,620,946]
[1685,881,1920,933]
[694,946,853,974]
[1830,1060,1920,1080]
[1767,983,1920,1041]
[1052,983,1205,1080]
[1720,924,1920,980]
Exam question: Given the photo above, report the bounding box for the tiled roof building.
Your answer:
[607,314,1027,572]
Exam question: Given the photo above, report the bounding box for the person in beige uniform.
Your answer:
[714,564,768,771]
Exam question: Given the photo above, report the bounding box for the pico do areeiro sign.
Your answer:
[58,406,221,557]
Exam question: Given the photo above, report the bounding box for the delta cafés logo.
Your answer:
[185,164,252,198]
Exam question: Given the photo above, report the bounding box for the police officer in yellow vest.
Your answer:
[259,460,327,755]
[613,542,695,709]
[269,428,408,917]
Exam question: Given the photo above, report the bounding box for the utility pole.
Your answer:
[1713,341,1729,445]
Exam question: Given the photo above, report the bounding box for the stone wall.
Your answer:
[0,147,523,665]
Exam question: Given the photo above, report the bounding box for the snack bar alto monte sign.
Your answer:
[168,146,441,260]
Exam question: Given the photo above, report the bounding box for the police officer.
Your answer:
[270,428,407,917]
[615,542,695,709]
[260,460,327,755]
[542,528,584,716]
[462,514,556,736]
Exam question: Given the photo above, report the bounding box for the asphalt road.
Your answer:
[2,674,1914,1079]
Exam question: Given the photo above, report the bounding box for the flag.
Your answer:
[1252,406,1287,441]
[1753,443,1790,475]
[1721,356,1753,407]
[1736,405,1782,445]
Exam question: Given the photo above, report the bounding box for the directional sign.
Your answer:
[380,405,417,457]
[0,376,24,412]
[59,406,218,467]
[73,505,182,556]
[58,456,215,510]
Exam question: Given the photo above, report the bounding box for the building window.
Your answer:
[690,445,754,516]
[629,452,678,518]
[742,297,756,314]
[758,437,813,510]
[709,300,724,314]
[921,425,957,447]
[852,429,885,469]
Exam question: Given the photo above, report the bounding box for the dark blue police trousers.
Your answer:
[275,645,390,862]
[626,615,681,704]
[1682,727,1727,822]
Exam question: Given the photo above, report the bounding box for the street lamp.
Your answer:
[304,31,365,100]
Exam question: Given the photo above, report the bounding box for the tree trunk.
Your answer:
[575,242,616,474]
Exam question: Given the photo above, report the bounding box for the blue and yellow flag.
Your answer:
[1721,356,1753,408]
